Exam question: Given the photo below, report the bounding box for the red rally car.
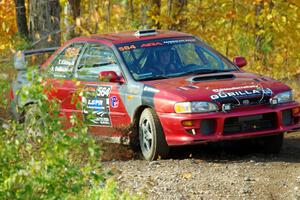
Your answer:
[11,29,300,160]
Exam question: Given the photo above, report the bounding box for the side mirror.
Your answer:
[99,71,125,84]
[233,56,247,68]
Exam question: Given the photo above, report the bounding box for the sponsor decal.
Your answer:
[163,39,196,45]
[65,47,80,58]
[144,86,160,93]
[82,85,112,126]
[210,88,272,100]
[212,85,259,93]
[118,45,136,52]
[51,65,73,73]
[58,59,75,66]
[111,96,119,108]
[117,38,196,51]
[141,42,163,48]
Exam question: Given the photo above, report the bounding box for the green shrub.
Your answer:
[0,67,138,200]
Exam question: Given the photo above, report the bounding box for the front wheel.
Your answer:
[139,108,169,161]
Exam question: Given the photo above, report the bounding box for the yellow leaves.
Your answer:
[47,35,52,43]
[245,13,255,24]
[1,22,6,32]
[275,54,284,64]
[287,0,300,8]
[0,0,17,36]
[253,0,263,5]
[281,16,287,24]
[59,0,68,7]
[226,10,236,19]
[267,14,273,20]
[76,17,81,27]
[92,10,100,23]
[0,44,5,50]
[256,29,266,36]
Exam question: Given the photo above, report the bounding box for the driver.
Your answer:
[156,47,178,74]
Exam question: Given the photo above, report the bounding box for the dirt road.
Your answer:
[102,132,300,200]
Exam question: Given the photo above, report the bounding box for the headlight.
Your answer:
[174,102,218,113]
[273,91,293,104]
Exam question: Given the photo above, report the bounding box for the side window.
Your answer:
[47,43,83,78]
[77,43,121,81]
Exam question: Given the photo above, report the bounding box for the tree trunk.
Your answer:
[14,0,29,39]
[150,0,161,29]
[168,0,187,31]
[105,0,111,31]
[167,0,172,17]
[68,0,81,20]
[129,0,134,22]
[66,0,81,38]
[254,2,264,61]
[225,0,236,56]
[140,3,150,28]
[28,0,61,48]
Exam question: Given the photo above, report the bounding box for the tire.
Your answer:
[254,133,284,154]
[139,108,169,161]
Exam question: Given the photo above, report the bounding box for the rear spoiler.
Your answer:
[14,47,58,70]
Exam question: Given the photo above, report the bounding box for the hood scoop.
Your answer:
[190,74,235,82]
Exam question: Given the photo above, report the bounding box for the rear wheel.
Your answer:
[139,108,169,161]
[254,133,284,154]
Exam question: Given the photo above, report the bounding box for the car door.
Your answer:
[74,42,131,141]
[44,42,84,128]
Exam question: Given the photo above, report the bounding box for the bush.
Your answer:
[0,67,138,199]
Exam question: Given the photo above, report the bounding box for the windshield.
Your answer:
[116,37,239,81]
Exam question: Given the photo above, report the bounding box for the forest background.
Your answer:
[1,0,300,78]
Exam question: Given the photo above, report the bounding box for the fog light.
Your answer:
[270,98,278,105]
[293,107,300,116]
[182,120,194,126]
[222,104,232,112]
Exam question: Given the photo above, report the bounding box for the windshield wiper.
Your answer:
[138,75,170,81]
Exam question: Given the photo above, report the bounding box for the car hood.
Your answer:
[143,71,291,103]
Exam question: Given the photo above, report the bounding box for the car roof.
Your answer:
[90,30,193,44]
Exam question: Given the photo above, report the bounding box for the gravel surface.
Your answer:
[102,132,300,200]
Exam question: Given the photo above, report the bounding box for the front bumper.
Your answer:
[158,102,300,146]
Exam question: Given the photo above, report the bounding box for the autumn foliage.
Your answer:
[0,0,300,80]
[0,0,17,50]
